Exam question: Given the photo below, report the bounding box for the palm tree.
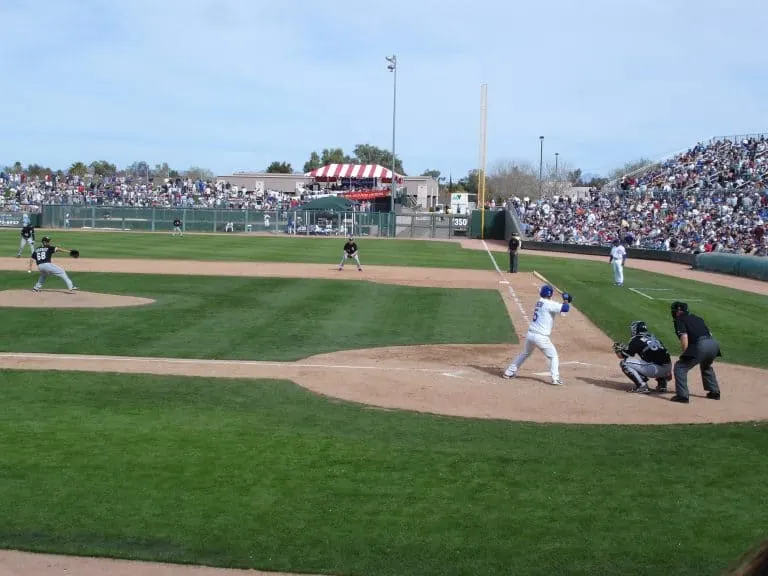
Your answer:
[68,162,89,177]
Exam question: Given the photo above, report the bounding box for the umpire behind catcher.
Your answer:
[669,301,722,404]
[508,234,521,273]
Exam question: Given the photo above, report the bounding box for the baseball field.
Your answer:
[0,229,767,576]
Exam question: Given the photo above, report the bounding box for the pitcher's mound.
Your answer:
[0,289,155,308]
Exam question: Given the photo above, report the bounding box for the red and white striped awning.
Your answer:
[306,164,403,182]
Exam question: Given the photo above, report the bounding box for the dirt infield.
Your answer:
[0,550,318,576]
[0,253,766,576]
[0,289,155,308]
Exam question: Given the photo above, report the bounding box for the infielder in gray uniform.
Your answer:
[17,225,35,257]
[27,236,80,293]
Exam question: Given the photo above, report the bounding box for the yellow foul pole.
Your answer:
[479,83,488,239]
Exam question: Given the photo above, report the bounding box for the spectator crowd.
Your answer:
[511,136,768,257]
[0,171,304,214]
[0,171,378,217]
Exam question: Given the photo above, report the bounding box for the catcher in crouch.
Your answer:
[613,320,672,394]
[27,236,80,293]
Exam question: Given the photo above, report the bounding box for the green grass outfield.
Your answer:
[1,370,766,576]
[1,229,500,269]
[0,272,516,359]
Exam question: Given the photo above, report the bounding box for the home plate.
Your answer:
[442,370,467,378]
[499,280,510,284]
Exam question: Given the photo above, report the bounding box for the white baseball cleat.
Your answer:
[551,378,565,386]
[502,371,516,379]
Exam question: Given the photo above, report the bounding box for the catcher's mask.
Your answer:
[670,301,689,319]
[630,320,648,337]
[41,236,51,245]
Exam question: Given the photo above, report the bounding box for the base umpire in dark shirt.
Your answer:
[508,234,521,273]
[669,301,722,403]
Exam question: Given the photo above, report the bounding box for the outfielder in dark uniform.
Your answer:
[613,321,672,394]
[172,218,183,236]
[338,237,362,271]
[17,224,35,257]
[669,301,722,403]
[27,236,79,293]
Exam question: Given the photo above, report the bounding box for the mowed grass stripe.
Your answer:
[0,229,503,269]
[1,371,766,576]
[0,272,517,360]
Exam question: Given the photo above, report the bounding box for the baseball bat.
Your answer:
[533,270,567,297]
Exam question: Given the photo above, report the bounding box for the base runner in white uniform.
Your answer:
[609,239,627,286]
[503,284,572,386]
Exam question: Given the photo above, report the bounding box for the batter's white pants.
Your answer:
[34,262,74,290]
[18,237,35,255]
[612,260,624,285]
[339,252,361,269]
[505,331,559,381]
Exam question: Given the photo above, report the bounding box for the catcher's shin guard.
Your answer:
[620,359,647,388]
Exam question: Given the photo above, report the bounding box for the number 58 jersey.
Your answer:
[528,298,567,337]
[627,332,671,365]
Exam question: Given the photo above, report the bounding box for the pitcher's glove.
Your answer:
[612,341,628,358]
[70,249,80,258]
[562,292,573,303]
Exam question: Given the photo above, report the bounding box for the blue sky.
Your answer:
[1,0,766,179]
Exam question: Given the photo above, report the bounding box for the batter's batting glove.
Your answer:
[562,292,573,303]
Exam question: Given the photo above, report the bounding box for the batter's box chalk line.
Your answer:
[481,239,529,322]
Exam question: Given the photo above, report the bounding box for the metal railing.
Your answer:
[40,205,471,239]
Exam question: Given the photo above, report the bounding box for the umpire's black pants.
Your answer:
[673,338,721,399]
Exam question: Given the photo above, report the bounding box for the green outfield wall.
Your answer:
[694,252,768,281]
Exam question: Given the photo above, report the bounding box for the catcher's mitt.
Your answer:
[612,341,629,358]
[70,249,80,258]
[562,292,573,303]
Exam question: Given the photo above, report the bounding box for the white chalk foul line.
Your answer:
[482,239,530,323]
[629,287,654,300]
[0,353,462,375]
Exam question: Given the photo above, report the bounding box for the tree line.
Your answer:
[2,160,215,182]
[265,143,407,175]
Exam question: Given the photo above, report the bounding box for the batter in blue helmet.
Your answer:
[503,284,573,385]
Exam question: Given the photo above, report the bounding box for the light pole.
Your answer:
[554,152,559,177]
[538,136,544,197]
[386,55,397,221]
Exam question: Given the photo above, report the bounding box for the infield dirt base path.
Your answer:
[0,253,766,576]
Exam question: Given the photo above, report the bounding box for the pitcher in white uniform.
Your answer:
[609,239,627,286]
[503,284,572,385]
